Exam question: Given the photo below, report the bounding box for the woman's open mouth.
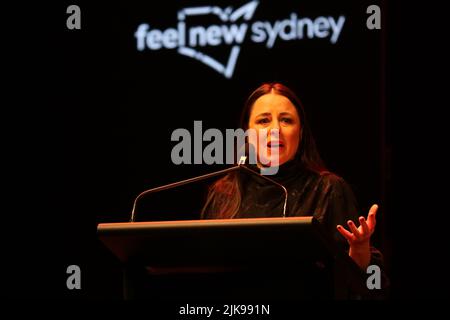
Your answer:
[267,141,285,149]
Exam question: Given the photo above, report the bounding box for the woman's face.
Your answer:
[248,92,301,166]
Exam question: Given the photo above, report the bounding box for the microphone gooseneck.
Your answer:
[130,143,289,221]
[130,164,244,222]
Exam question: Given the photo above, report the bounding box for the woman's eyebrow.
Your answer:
[255,112,271,117]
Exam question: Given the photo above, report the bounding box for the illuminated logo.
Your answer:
[135,1,345,79]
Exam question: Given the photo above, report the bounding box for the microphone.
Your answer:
[130,161,246,222]
[129,143,288,222]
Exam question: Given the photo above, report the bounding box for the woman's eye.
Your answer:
[257,118,270,124]
[281,118,293,124]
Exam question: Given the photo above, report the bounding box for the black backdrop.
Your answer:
[5,0,403,300]
[74,1,385,219]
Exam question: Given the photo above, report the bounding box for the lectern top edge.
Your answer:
[97,216,315,232]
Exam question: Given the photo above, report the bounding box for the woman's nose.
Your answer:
[268,124,280,138]
[269,119,280,131]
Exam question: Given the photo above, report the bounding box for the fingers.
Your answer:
[347,220,361,237]
[367,204,378,229]
[359,216,370,235]
[336,220,362,242]
[337,204,379,243]
[336,225,354,241]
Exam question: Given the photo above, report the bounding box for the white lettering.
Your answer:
[66,265,81,290]
[221,24,248,45]
[66,5,81,30]
[314,17,330,39]
[203,128,223,164]
[189,26,207,47]
[250,21,266,43]
[366,265,382,290]
[134,4,347,78]
[366,5,381,30]
[206,25,222,46]
[179,304,214,317]
[265,21,281,48]
[297,18,314,40]
[170,122,279,175]
[162,28,179,49]
[171,129,191,165]
[147,29,163,50]
[278,14,297,41]
[329,16,346,44]
[194,120,203,164]
[178,22,186,46]
[135,24,149,51]
[136,15,345,50]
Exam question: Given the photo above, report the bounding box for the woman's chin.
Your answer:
[258,156,289,167]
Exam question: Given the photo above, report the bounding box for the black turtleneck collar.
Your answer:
[244,158,307,187]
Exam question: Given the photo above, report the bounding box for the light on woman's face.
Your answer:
[248,93,301,167]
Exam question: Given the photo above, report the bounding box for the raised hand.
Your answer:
[336,204,378,269]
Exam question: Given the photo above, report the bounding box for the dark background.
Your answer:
[4,0,448,301]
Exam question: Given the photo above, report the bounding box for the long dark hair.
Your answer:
[201,82,327,219]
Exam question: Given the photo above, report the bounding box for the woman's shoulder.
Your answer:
[307,169,346,185]
[303,169,353,195]
[318,171,357,200]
